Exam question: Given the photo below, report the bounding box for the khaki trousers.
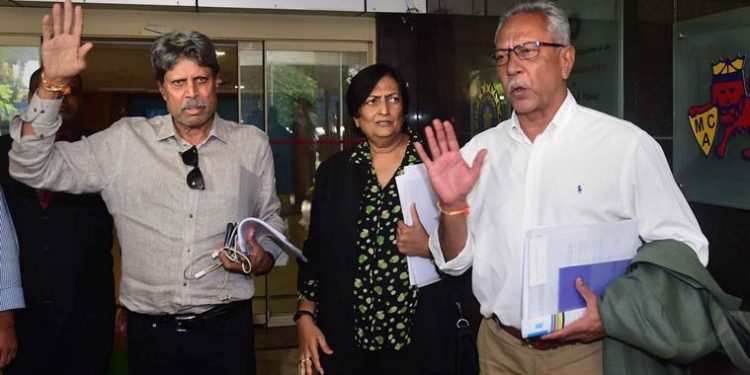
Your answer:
[478,318,603,375]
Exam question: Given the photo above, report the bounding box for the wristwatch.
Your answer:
[293,310,315,323]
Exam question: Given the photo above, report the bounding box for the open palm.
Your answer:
[40,0,92,82]
[415,119,487,207]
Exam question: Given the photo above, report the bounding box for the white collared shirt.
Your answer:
[429,92,708,328]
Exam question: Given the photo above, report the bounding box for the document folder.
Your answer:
[521,220,640,338]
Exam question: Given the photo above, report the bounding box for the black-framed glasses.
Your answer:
[489,40,567,66]
[181,146,205,190]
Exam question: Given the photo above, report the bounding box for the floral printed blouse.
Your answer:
[299,130,421,351]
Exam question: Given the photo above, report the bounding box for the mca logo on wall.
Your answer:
[674,8,750,210]
[688,56,750,161]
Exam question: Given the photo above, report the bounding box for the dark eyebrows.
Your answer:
[368,92,400,100]
[168,76,209,84]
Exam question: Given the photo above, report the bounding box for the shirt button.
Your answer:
[186,248,191,253]
[183,282,188,287]
[189,214,194,219]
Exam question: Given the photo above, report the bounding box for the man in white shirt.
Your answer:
[415,1,708,374]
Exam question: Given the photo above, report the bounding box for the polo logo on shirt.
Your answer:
[688,56,750,161]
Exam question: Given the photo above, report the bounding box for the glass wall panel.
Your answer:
[561,0,623,117]
[673,7,750,209]
[238,42,265,130]
[240,46,367,324]
[0,46,39,135]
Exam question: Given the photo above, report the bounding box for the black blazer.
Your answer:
[298,147,474,373]
[298,149,363,351]
[0,135,114,313]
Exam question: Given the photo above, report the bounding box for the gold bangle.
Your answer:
[40,72,72,96]
[436,202,469,217]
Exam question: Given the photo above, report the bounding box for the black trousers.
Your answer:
[6,305,115,375]
[319,273,476,375]
[126,300,256,375]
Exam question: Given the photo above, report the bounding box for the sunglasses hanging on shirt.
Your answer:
[181,146,205,190]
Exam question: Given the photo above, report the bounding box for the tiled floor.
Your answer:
[255,326,299,375]
[257,347,299,375]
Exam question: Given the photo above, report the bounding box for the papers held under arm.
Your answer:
[521,219,641,338]
[395,164,444,287]
[237,217,308,263]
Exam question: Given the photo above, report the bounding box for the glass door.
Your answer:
[239,41,368,325]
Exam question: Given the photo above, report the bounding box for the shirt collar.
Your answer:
[155,114,230,146]
[507,90,577,143]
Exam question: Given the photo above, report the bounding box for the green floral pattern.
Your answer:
[349,132,420,351]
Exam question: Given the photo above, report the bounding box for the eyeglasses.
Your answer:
[489,40,567,66]
[181,146,205,190]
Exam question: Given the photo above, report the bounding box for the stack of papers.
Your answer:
[521,219,641,338]
[237,217,307,263]
[395,164,443,287]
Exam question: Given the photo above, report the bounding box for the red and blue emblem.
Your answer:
[688,56,750,160]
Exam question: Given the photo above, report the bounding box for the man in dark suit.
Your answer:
[0,68,115,375]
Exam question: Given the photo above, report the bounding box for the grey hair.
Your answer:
[151,31,220,83]
[494,1,570,45]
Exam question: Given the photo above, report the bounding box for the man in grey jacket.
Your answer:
[9,1,285,374]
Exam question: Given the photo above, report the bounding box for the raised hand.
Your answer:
[41,0,93,82]
[414,119,487,208]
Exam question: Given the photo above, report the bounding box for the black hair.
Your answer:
[346,63,410,124]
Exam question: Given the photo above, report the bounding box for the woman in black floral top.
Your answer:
[296,64,473,375]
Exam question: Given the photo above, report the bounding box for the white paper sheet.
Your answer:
[237,217,307,263]
[395,164,443,287]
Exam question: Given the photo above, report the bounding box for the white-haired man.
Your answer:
[415,1,708,374]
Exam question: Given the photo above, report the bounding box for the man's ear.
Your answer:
[157,81,166,100]
[560,45,576,80]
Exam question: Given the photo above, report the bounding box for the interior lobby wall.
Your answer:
[623,0,750,308]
